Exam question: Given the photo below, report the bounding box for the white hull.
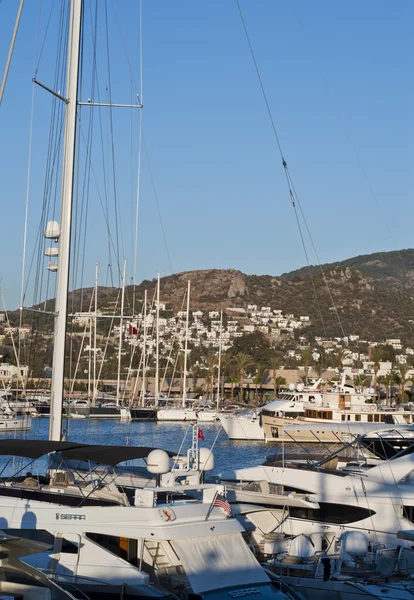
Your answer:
[157,409,198,421]
[219,413,264,440]
[0,416,31,431]
[197,410,218,422]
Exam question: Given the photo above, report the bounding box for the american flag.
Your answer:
[213,493,232,516]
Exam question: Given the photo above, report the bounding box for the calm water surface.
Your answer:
[2,418,293,476]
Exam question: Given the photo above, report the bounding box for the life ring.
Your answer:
[158,508,176,522]
[370,404,376,412]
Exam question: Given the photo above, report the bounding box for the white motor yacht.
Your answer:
[219,449,414,549]
[0,438,296,600]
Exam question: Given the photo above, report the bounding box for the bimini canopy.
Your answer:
[171,533,269,594]
[61,444,175,466]
[0,440,175,466]
[0,439,86,460]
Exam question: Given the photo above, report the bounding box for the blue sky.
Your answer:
[0,1,413,309]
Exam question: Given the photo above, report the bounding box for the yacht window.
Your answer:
[86,532,123,558]
[290,502,375,524]
[341,415,345,421]
[355,415,361,422]
[368,415,373,422]
[60,538,79,554]
[403,506,414,523]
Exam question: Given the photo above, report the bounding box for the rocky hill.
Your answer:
[281,248,414,294]
[11,250,414,346]
[132,266,414,343]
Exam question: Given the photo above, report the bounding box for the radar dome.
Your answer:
[341,531,369,556]
[44,220,60,240]
[289,383,295,391]
[199,447,214,471]
[147,449,170,474]
[296,383,304,392]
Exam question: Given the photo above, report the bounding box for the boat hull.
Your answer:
[218,413,264,441]
[157,409,198,422]
[129,407,157,420]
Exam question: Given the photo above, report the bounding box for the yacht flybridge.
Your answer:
[0,438,295,600]
[219,377,414,442]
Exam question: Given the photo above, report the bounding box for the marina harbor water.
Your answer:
[0,419,274,476]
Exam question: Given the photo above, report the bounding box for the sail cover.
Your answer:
[171,533,269,593]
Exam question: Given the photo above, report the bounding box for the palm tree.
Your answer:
[204,352,218,401]
[220,355,234,402]
[380,369,400,405]
[376,375,386,403]
[331,348,348,381]
[371,345,384,400]
[397,363,411,403]
[229,373,239,402]
[268,354,283,398]
[353,373,370,388]
[253,364,267,405]
[232,353,254,403]
[313,355,326,381]
[275,375,287,392]
[300,347,313,385]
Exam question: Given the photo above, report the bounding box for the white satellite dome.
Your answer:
[147,449,170,474]
[288,383,295,391]
[341,531,369,556]
[296,383,304,392]
[44,220,60,240]
[199,447,214,472]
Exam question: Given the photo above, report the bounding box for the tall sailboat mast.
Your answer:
[116,260,127,406]
[155,273,160,406]
[93,261,98,404]
[142,289,147,407]
[49,0,82,441]
[216,310,223,410]
[182,280,190,408]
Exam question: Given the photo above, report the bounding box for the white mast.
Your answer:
[116,260,127,406]
[216,310,223,410]
[182,280,190,408]
[93,261,98,404]
[49,0,82,441]
[155,273,160,406]
[88,317,92,399]
[141,289,147,407]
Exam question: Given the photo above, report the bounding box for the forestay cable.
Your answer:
[236,0,346,339]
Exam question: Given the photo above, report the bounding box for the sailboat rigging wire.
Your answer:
[0,288,25,392]
[19,80,36,365]
[33,0,57,77]
[104,0,123,284]
[69,293,94,396]
[110,0,141,96]
[134,102,143,309]
[95,289,122,394]
[142,132,173,275]
[236,0,346,339]
[291,6,409,277]
[290,198,327,337]
[286,168,346,338]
